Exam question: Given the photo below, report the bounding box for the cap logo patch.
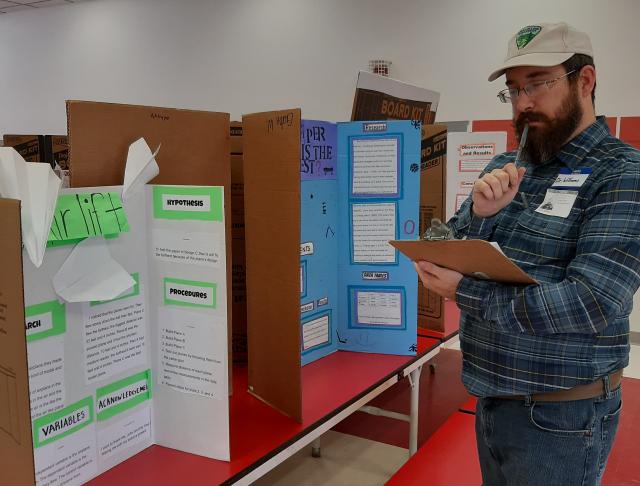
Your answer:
[516,25,542,49]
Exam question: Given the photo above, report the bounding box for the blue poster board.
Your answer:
[300,119,420,364]
[300,120,339,365]
[336,120,420,355]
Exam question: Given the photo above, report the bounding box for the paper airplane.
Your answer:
[122,138,160,200]
[0,148,61,267]
[52,237,135,303]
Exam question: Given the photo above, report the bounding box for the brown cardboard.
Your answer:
[351,71,440,125]
[230,122,247,363]
[230,121,243,154]
[2,135,68,168]
[418,125,448,331]
[390,239,537,285]
[3,135,43,162]
[352,88,437,124]
[66,101,230,188]
[66,100,234,378]
[0,198,35,486]
[48,135,69,170]
[230,151,248,363]
[243,109,302,421]
[230,123,247,363]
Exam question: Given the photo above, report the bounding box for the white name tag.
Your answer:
[535,189,578,218]
[551,174,589,188]
[551,168,591,188]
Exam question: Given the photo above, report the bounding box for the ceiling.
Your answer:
[0,0,88,14]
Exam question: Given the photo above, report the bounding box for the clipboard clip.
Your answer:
[421,218,454,241]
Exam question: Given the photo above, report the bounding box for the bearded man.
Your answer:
[415,22,640,485]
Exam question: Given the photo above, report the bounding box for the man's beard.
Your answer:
[513,84,583,165]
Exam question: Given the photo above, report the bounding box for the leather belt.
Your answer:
[496,369,623,402]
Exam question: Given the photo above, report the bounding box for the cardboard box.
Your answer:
[351,71,440,125]
[3,134,44,162]
[229,122,247,363]
[2,135,69,168]
[48,135,69,170]
[417,124,448,331]
[230,121,243,154]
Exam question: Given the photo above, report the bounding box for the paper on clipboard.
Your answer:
[389,239,538,285]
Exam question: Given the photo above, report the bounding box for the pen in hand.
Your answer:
[514,123,529,209]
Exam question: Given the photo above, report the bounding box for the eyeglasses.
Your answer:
[497,70,577,103]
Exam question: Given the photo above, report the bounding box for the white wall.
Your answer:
[2,0,640,331]
[2,0,640,132]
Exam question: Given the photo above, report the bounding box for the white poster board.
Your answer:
[446,132,507,220]
[23,184,229,485]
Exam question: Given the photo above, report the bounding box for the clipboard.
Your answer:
[390,239,538,285]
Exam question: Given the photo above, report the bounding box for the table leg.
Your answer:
[311,437,321,458]
[409,365,422,456]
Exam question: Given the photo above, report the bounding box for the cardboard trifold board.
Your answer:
[243,109,421,421]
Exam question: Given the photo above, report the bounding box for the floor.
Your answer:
[255,343,640,485]
[253,430,408,486]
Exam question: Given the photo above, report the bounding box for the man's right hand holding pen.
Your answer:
[472,122,529,218]
[471,162,527,218]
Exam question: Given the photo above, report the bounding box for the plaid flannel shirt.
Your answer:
[448,117,640,397]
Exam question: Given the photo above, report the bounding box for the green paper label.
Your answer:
[48,192,129,245]
[163,277,217,309]
[516,25,542,49]
[25,300,66,342]
[32,397,94,448]
[152,186,223,221]
[95,369,152,421]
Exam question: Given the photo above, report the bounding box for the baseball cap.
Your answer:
[488,22,593,81]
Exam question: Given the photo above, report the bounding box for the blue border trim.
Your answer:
[348,134,403,199]
[349,201,399,266]
[301,310,333,354]
[300,260,308,298]
[347,285,406,330]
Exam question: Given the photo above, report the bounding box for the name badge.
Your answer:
[551,167,592,189]
[535,189,578,218]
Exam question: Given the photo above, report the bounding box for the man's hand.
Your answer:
[472,163,526,218]
[414,261,463,300]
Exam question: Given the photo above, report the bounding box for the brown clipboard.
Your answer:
[390,239,538,285]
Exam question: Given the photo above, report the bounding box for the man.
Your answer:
[415,22,640,485]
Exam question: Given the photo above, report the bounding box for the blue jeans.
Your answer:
[476,380,622,486]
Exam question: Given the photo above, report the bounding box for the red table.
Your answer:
[418,300,461,342]
[88,337,441,485]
